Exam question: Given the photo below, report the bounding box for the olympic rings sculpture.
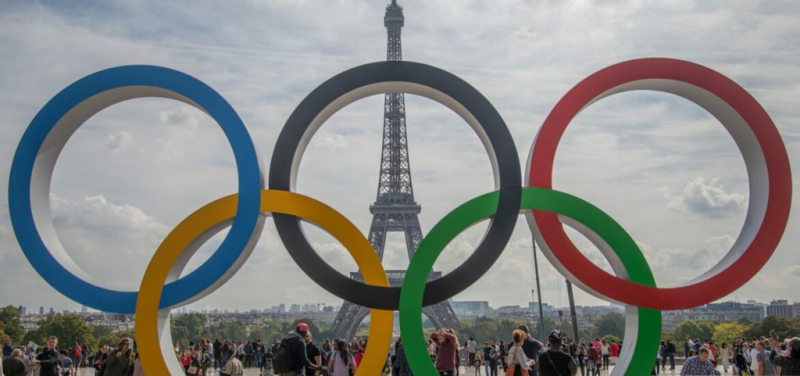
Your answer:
[8,58,791,376]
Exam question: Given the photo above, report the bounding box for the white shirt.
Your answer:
[468,341,478,353]
[749,348,760,371]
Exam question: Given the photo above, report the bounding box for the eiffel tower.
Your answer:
[330,0,460,340]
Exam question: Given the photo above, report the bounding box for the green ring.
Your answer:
[400,187,661,376]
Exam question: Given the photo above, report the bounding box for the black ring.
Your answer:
[269,61,521,310]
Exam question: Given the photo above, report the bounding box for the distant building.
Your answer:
[39,307,44,316]
[451,301,491,316]
[17,306,26,315]
[767,300,798,319]
[662,301,766,332]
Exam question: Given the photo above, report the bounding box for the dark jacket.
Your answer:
[36,348,61,376]
[3,356,27,376]
[282,331,312,374]
[393,345,412,376]
[104,349,132,376]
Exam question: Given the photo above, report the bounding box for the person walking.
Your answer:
[719,343,732,374]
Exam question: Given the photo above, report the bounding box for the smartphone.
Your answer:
[770,330,777,338]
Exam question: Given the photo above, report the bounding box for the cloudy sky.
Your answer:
[1,0,799,315]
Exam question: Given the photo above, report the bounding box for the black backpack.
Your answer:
[272,338,294,373]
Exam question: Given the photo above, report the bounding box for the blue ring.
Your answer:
[8,66,263,313]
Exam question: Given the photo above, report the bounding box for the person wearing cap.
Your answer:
[538,331,576,376]
[774,337,800,376]
[278,323,326,376]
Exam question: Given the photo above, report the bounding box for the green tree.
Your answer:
[0,306,25,342]
[174,313,207,340]
[594,313,625,339]
[712,322,743,346]
[673,320,703,341]
[698,321,715,341]
[742,316,797,339]
[26,315,95,349]
[0,321,13,344]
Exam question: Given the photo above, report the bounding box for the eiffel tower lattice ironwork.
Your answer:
[330,0,460,341]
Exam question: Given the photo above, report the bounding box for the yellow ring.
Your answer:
[136,190,392,375]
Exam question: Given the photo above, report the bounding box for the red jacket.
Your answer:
[587,347,600,362]
[432,332,458,372]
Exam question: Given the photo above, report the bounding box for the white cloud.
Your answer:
[662,177,747,218]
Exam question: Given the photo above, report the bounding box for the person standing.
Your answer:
[327,340,357,376]
[58,351,73,376]
[221,350,244,376]
[505,330,534,376]
[467,338,478,368]
[517,325,543,376]
[659,341,667,372]
[755,341,775,376]
[214,339,222,370]
[680,348,717,376]
[586,343,600,376]
[432,329,458,376]
[104,338,134,376]
[393,337,412,376]
[538,331,576,376]
[305,333,322,376]
[93,344,109,373]
[3,349,26,376]
[29,336,60,376]
[773,338,800,376]
[3,341,13,359]
[600,340,610,371]
[719,343,732,374]
[275,323,325,376]
[665,339,676,370]
[684,337,693,359]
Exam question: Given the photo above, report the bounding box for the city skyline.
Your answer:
[1,1,799,314]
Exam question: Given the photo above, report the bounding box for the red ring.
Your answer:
[529,58,792,310]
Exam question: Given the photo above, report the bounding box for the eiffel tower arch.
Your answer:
[330,0,460,341]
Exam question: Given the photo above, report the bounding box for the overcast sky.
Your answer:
[1,0,799,315]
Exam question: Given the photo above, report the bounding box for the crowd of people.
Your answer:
[1,336,140,376]
[4,327,800,376]
[677,335,800,376]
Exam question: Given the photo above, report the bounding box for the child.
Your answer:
[261,350,273,376]
[59,350,74,376]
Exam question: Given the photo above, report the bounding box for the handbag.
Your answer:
[187,365,199,374]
